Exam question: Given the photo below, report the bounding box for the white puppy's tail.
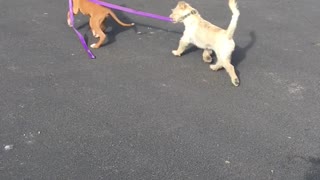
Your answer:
[226,0,240,39]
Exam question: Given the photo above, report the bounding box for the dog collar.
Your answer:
[177,10,197,22]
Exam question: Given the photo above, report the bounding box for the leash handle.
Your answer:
[69,0,96,59]
[89,0,173,22]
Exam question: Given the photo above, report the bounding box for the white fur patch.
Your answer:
[172,50,181,56]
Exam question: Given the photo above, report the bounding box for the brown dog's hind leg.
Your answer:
[90,17,106,48]
[100,19,106,32]
[93,19,107,38]
[89,17,99,38]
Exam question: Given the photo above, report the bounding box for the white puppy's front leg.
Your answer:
[172,36,190,57]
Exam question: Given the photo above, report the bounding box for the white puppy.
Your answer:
[170,0,240,86]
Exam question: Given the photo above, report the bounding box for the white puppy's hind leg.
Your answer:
[202,49,213,63]
[223,61,239,86]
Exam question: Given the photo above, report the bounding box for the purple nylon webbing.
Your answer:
[69,0,96,59]
[89,0,173,22]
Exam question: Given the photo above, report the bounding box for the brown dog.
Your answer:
[170,0,240,86]
[67,0,134,48]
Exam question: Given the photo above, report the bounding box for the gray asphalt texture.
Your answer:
[1,0,320,179]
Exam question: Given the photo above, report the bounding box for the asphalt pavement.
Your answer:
[1,0,320,179]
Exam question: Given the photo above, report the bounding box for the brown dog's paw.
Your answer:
[232,78,240,87]
[90,43,99,49]
[172,50,181,56]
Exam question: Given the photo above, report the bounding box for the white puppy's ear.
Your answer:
[178,1,188,10]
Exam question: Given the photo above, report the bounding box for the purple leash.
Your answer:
[89,0,173,22]
[69,0,96,59]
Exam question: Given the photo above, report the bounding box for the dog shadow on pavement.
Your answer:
[131,22,182,36]
[232,31,256,68]
[287,155,320,180]
[304,156,320,180]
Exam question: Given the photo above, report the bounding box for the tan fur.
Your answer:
[67,0,134,48]
[170,0,240,86]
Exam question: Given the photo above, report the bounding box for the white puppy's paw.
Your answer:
[232,78,240,87]
[172,50,181,56]
[210,64,222,71]
[202,55,212,63]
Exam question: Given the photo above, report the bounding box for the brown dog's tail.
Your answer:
[226,0,240,39]
[109,10,135,27]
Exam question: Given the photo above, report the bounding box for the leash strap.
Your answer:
[89,0,173,22]
[69,0,96,59]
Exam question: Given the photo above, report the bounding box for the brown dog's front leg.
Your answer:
[67,0,79,27]
[67,11,73,27]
